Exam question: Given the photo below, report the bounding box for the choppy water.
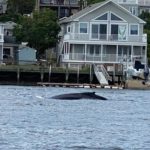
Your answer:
[0,86,150,150]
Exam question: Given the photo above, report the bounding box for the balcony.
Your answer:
[40,0,79,7]
[64,33,147,43]
[138,0,150,6]
[112,0,138,4]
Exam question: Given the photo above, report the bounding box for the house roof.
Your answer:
[4,21,17,29]
[59,0,146,24]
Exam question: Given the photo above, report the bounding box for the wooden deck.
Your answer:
[37,82,124,89]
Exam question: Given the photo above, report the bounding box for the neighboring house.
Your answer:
[112,0,139,16]
[0,23,4,63]
[112,0,150,16]
[3,21,19,64]
[18,46,37,64]
[37,0,82,18]
[0,0,7,14]
[138,0,150,14]
[59,0,147,71]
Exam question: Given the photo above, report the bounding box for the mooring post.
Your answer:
[40,64,44,82]
[17,67,20,84]
[77,64,80,83]
[113,63,116,85]
[48,64,51,82]
[41,71,44,82]
[65,64,69,82]
[89,64,93,84]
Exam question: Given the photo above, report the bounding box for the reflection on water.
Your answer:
[0,86,150,150]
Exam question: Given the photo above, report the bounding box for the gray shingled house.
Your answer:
[58,0,147,84]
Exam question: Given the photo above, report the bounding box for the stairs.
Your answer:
[94,64,111,85]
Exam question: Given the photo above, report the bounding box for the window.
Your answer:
[91,24,98,39]
[91,24,107,39]
[67,25,71,33]
[95,13,108,20]
[79,23,87,33]
[111,13,123,21]
[129,7,137,15]
[130,24,138,35]
[111,24,127,40]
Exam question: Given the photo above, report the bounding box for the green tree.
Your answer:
[7,0,36,15]
[13,9,60,58]
[0,0,35,22]
[87,0,105,5]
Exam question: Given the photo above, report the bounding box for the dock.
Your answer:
[37,82,124,89]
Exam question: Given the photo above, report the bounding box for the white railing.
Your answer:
[138,0,150,6]
[62,53,146,63]
[112,0,138,4]
[40,0,78,5]
[67,33,147,43]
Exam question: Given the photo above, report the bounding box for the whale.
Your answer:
[52,92,107,100]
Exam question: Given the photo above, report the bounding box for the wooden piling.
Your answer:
[17,67,20,83]
[89,64,93,84]
[77,64,80,83]
[65,64,69,82]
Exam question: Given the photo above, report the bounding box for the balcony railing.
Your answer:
[62,53,146,63]
[40,0,78,6]
[112,0,138,4]
[65,33,147,43]
[138,0,150,6]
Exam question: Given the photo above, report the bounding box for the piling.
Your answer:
[77,64,80,83]
[17,67,20,83]
[65,64,69,82]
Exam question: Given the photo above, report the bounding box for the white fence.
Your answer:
[62,53,146,63]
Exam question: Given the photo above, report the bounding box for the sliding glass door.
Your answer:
[91,24,107,40]
[111,24,127,41]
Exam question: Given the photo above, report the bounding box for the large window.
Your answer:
[111,24,127,40]
[95,13,108,20]
[67,25,71,33]
[111,13,123,21]
[130,24,138,35]
[91,24,107,39]
[80,23,88,33]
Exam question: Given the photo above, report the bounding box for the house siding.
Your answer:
[71,2,144,37]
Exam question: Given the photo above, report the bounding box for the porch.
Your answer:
[62,44,147,65]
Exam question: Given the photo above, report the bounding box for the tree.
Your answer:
[87,0,105,5]
[7,0,36,15]
[13,9,61,58]
[0,0,35,22]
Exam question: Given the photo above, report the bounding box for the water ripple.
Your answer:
[0,86,150,149]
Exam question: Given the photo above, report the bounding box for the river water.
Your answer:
[0,86,150,150]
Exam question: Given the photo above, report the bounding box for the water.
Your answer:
[0,86,150,150]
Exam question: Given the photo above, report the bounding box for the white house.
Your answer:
[58,0,147,84]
